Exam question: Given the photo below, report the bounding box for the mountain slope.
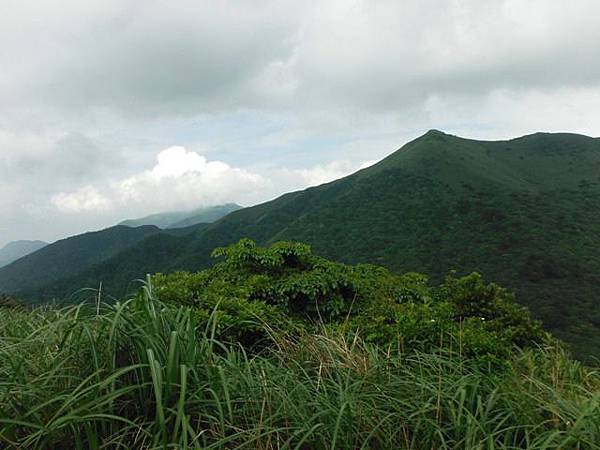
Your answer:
[11,130,600,359]
[119,203,241,229]
[181,131,600,357]
[28,223,210,301]
[0,226,161,295]
[0,240,48,268]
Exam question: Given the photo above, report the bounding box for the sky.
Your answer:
[1,0,600,247]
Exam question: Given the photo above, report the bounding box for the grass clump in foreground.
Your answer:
[0,297,598,449]
[0,240,599,449]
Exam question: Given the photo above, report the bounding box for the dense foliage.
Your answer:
[0,294,21,309]
[149,239,549,368]
[0,261,598,449]
[6,130,600,360]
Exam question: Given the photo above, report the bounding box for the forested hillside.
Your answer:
[6,130,600,359]
[0,226,160,294]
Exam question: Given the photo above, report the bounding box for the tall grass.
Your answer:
[0,287,598,449]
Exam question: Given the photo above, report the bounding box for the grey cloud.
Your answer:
[291,1,600,111]
[1,0,600,247]
[1,131,125,188]
[0,0,301,117]
[2,1,600,120]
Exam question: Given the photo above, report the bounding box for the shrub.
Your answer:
[152,239,550,361]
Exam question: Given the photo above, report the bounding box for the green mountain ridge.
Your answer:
[0,204,239,299]
[0,226,161,295]
[29,223,209,302]
[4,130,600,359]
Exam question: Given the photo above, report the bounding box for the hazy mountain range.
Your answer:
[0,240,48,269]
[118,203,241,229]
[1,130,599,359]
[0,204,238,299]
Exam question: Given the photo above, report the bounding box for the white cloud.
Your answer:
[150,147,214,178]
[114,147,266,212]
[48,146,270,217]
[49,146,378,218]
[51,186,111,213]
[280,160,376,188]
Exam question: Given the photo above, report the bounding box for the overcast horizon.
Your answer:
[2,0,600,247]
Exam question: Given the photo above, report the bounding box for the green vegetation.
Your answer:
[0,293,21,309]
[0,203,239,299]
[0,225,161,296]
[1,241,598,449]
[153,239,549,365]
[3,131,600,360]
[26,229,208,304]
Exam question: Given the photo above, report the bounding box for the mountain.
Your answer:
[119,203,242,229]
[119,212,190,229]
[0,240,48,268]
[31,226,207,302]
[167,204,243,228]
[6,130,600,359]
[0,226,161,296]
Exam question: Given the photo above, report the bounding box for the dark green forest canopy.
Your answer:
[4,130,600,360]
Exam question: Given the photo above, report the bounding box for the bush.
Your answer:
[439,272,549,348]
[151,239,551,362]
[150,271,291,350]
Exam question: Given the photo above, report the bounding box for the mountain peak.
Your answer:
[425,129,447,136]
[417,129,455,142]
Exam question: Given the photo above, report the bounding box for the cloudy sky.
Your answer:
[1,0,600,247]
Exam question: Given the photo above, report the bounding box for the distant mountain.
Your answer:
[119,203,242,229]
[0,240,48,268]
[168,204,243,228]
[31,225,209,302]
[0,226,160,295]
[119,212,190,229]
[6,130,600,359]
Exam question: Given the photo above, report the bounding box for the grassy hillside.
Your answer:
[9,130,600,359]
[0,240,47,268]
